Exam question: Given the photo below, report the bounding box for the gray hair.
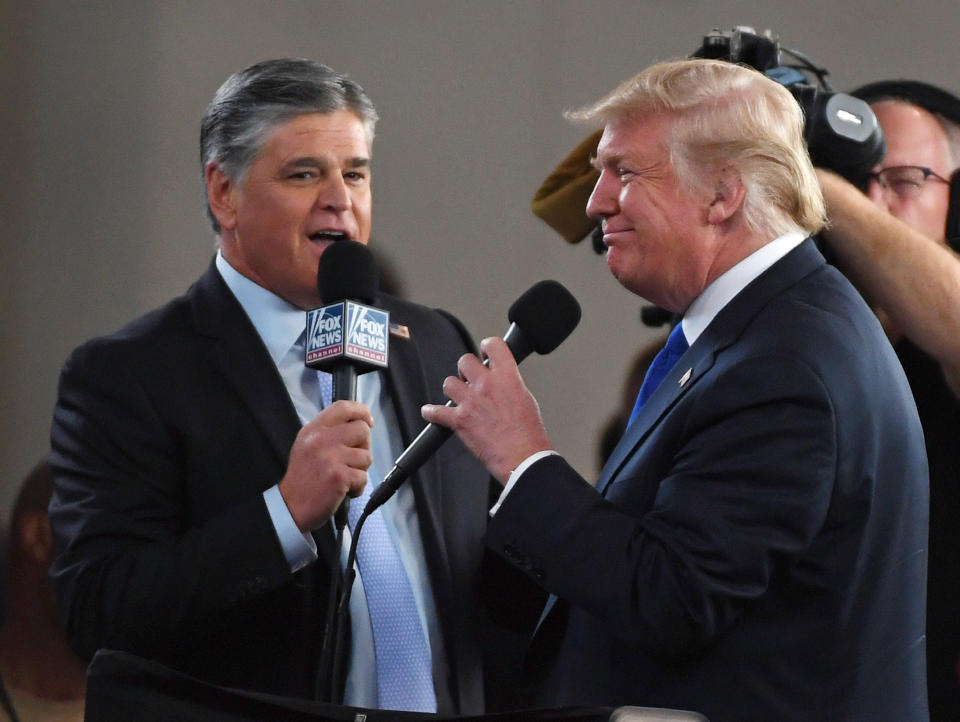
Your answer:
[200,58,378,233]
[942,118,960,169]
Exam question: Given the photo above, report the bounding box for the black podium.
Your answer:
[84,650,613,722]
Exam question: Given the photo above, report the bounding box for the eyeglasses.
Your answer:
[865,165,950,198]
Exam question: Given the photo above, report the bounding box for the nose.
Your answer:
[318,174,351,213]
[865,176,891,212]
[586,169,618,220]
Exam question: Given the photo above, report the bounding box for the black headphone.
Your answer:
[849,79,960,251]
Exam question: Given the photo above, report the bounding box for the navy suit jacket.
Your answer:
[49,262,495,714]
[486,240,929,721]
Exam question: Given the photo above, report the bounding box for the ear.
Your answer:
[205,162,238,233]
[707,167,746,226]
[19,509,54,567]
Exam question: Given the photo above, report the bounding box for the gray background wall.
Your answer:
[3,0,959,518]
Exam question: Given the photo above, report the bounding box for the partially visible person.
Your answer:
[424,58,929,720]
[817,78,960,720]
[47,59,496,714]
[1,459,85,722]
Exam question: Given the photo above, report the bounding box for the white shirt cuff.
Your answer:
[263,485,318,572]
[489,450,558,516]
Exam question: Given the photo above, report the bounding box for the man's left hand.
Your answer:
[422,337,552,484]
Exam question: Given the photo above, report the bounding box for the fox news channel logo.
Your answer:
[305,301,389,370]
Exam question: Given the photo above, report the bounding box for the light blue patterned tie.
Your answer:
[627,322,689,427]
[328,374,435,712]
[317,369,333,410]
[347,482,436,711]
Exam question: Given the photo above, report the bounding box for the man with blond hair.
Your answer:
[424,58,929,720]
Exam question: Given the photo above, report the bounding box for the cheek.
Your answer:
[356,191,373,217]
[899,198,948,239]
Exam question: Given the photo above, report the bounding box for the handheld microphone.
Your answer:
[305,241,389,400]
[364,279,581,515]
[309,241,388,703]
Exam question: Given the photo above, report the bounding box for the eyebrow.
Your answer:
[591,151,628,171]
[283,156,371,169]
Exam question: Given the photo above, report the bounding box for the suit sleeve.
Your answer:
[484,355,838,659]
[48,340,293,661]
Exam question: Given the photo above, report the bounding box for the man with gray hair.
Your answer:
[424,58,929,720]
[48,59,495,714]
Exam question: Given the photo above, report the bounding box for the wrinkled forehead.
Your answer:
[595,113,674,164]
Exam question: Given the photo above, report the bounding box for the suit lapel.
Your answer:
[597,339,716,495]
[190,263,302,466]
[189,263,339,565]
[379,298,451,573]
[597,239,825,495]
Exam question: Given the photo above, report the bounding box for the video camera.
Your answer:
[692,27,885,181]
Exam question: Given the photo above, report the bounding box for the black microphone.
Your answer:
[306,241,388,401]
[364,279,581,515]
[308,241,388,703]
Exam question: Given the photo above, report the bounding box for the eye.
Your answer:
[344,170,368,183]
[617,167,636,183]
[890,179,922,195]
[288,170,317,181]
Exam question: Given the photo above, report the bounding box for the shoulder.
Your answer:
[710,261,915,426]
[61,266,225,378]
[378,293,477,355]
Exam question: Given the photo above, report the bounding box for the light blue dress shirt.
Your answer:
[215,252,443,709]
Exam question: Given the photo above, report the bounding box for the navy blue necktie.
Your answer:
[627,323,689,428]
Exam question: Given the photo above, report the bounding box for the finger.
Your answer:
[345,469,369,498]
[317,400,374,428]
[341,419,373,449]
[441,375,470,405]
[343,446,373,471]
[479,337,518,370]
[422,402,457,429]
[456,352,486,383]
[300,417,372,451]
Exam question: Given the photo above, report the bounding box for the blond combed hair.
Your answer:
[568,58,826,238]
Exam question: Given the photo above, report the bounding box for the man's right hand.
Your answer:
[278,400,374,531]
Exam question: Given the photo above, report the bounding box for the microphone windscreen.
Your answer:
[508,280,581,354]
[317,241,379,305]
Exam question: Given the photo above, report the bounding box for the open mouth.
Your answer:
[308,230,351,243]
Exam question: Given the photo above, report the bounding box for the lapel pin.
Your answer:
[678,368,692,387]
[389,322,410,339]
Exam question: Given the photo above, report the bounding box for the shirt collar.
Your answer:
[215,251,307,365]
[682,230,806,345]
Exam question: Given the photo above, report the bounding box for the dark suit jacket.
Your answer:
[486,241,929,721]
[48,262,494,714]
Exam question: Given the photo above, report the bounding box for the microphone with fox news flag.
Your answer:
[305,241,389,398]
[363,279,581,516]
[306,240,389,704]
